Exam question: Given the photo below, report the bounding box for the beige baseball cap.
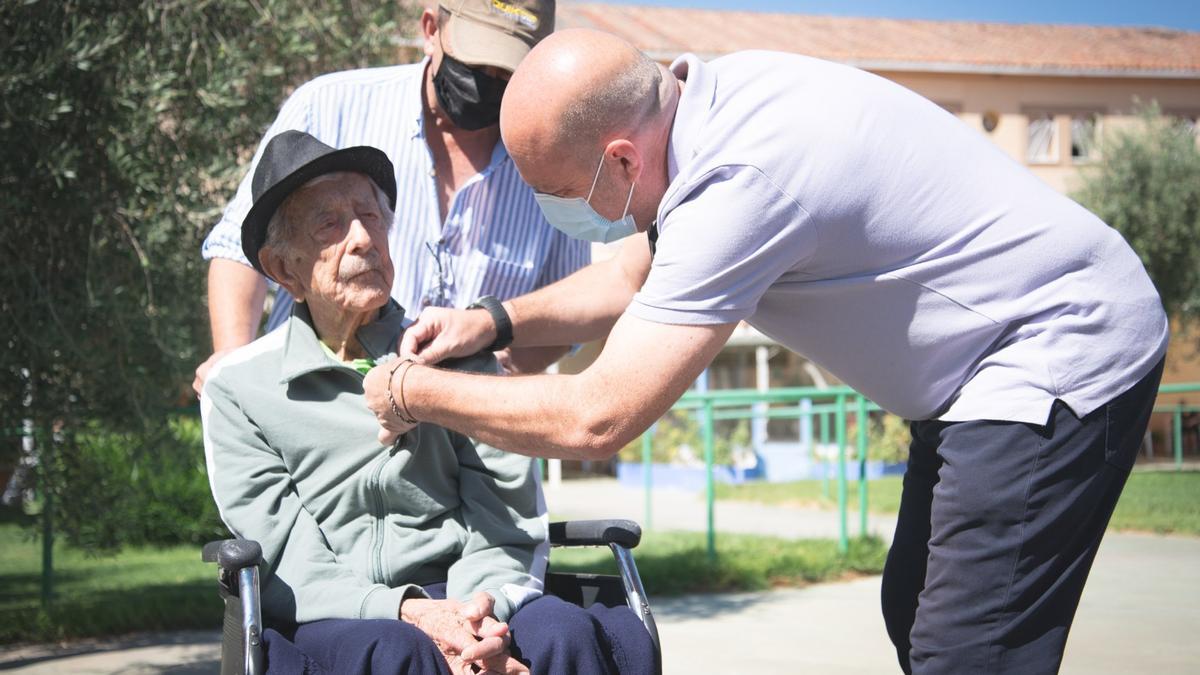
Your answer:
[438,0,555,72]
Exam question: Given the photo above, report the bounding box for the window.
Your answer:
[1071,113,1101,162]
[1026,113,1058,164]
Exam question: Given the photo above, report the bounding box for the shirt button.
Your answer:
[428,167,435,177]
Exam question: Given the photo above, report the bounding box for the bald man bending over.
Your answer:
[364,29,1168,675]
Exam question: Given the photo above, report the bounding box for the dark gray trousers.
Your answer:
[881,360,1162,674]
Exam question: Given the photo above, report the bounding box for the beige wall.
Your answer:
[878,70,1200,193]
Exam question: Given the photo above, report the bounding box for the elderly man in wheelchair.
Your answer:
[199,131,658,675]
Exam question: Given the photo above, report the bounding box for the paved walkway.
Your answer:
[545,477,897,541]
[3,479,1197,674]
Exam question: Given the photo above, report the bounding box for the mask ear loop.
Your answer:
[584,154,606,203]
[621,177,636,219]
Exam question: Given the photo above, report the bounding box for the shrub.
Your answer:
[1,0,410,550]
[619,410,753,466]
[1072,102,1200,320]
[46,417,226,550]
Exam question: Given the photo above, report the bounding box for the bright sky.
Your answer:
[594,0,1200,31]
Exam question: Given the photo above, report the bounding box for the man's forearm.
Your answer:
[501,344,570,374]
[505,234,652,348]
[374,313,734,460]
[404,367,625,461]
[207,258,269,351]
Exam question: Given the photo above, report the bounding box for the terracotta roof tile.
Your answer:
[558,3,1200,77]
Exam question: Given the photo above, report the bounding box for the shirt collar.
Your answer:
[666,53,716,185]
[279,299,409,383]
[409,58,432,140]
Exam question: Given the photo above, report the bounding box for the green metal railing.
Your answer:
[639,382,1200,563]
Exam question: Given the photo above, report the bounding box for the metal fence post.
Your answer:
[33,424,52,608]
[835,393,848,554]
[703,400,717,563]
[857,395,869,538]
[820,410,831,500]
[1175,403,1184,470]
[642,428,653,530]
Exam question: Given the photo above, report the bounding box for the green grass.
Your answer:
[550,531,887,596]
[714,475,905,514]
[715,471,1200,535]
[0,522,219,645]
[1109,471,1200,535]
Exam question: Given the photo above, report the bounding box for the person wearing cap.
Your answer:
[363,30,1169,674]
[194,0,585,396]
[201,130,655,674]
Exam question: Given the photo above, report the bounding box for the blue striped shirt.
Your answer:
[201,61,590,315]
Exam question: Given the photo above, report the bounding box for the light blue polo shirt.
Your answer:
[628,51,1168,424]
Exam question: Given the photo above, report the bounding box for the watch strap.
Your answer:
[467,295,513,351]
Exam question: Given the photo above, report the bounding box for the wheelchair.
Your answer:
[203,519,661,675]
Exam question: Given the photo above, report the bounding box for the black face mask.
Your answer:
[433,53,507,131]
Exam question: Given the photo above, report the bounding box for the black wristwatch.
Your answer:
[467,295,513,351]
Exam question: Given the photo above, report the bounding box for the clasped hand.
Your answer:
[401,592,528,675]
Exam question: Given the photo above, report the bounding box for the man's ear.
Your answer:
[606,138,642,184]
[421,8,439,59]
[259,249,305,303]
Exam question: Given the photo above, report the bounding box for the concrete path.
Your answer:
[3,479,1197,674]
[655,532,1200,674]
[545,477,898,541]
[1,631,219,674]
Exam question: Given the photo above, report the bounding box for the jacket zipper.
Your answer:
[349,368,399,586]
[368,452,389,585]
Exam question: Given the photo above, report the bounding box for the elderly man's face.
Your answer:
[274,172,394,314]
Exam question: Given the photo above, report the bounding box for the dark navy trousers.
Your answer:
[881,360,1163,674]
[262,583,656,674]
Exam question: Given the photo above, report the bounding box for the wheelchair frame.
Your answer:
[203,518,661,675]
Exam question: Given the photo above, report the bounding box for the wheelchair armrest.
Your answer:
[204,539,267,675]
[202,538,263,570]
[549,519,642,549]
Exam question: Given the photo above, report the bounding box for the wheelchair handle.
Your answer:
[202,539,263,570]
[549,519,642,549]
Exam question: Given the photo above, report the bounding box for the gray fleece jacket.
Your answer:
[201,300,547,625]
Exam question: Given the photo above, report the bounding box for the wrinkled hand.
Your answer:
[400,307,497,366]
[459,593,529,673]
[193,349,235,397]
[363,360,418,445]
[402,596,528,675]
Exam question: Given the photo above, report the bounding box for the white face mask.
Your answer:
[534,153,637,243]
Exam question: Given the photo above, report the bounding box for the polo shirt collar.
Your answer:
[279,299,409,383]
[666,53,716,184]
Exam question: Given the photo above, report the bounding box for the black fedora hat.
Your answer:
[241,130,396,277]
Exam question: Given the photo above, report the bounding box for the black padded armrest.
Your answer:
[202,539,263,569]
[549,520,642,549]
